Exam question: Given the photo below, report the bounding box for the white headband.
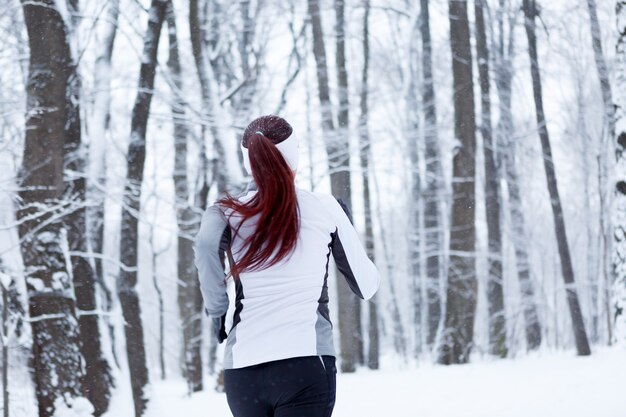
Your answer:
[241,131,299,175]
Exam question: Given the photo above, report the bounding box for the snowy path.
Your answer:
[106,346,625,417]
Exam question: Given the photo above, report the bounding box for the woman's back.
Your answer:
[194,115,379,416]
[198,187,379,369]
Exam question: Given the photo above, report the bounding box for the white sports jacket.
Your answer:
[194,187,380,369]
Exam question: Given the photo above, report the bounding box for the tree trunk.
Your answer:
[308,0,360,372]
[1,264,9,417]
[406,17,423,357]
[438,0,478,365]
[118,2,167,415]
[232,0,260,168]
[149,230,166,380]
[63,22,114,417]
[88,0,120,369]
[420,0,444,349]
[359,0,379,370]
[586,0,616,147]
[18,2,85,414]
[189,0,239,193]
[62,3,115,412]
[522,0,591,356]
[335,0,364,366]
[613,0,626,342]
[586,0,616,344]
[493,1,542,350]
[474,0,506,358]
[166,1,204,393]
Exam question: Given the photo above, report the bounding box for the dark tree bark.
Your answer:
[359,0,379,370]
[438,0,478,365]
[118,2,167,415]
[522,0,591,356]
[308,0,360,372]
[474,0,506,358]
[420,0,444,348]
[493,1,542,350]
[17,2,85,415]
[166,0,204,393]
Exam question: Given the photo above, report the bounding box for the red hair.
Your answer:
[218,116,300,277]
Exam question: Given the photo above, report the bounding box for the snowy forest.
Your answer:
[0,0,625,416]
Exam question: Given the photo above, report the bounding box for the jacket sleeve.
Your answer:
[194,205,230,317]
[323,196,380,300]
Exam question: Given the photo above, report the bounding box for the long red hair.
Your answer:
[218,116,300,276]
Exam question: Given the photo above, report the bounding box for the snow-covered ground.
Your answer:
[104,345,625,417]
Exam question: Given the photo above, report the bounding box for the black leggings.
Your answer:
[224,355,337,417]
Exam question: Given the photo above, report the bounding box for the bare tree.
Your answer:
[88,0,120,368]
[117,1,168,415]
[474,0,506,357]
[585,0,616,344]
[358,0,379,370]
[406,12,423,357]
[420,0,444,349]
[189,0,241,193]
[62,3,115,414]
[522,0,590,356]
[17,1,85,414]
[308,0,361,372]
[335,0,364,365]
[89,0,119,274]
[438,0,478,365]
[231,0,264,146]
[166,0,204,393]
[493,0,542,350]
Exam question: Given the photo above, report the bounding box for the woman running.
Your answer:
[194,115,380,417]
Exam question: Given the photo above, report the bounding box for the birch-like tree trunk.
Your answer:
[439,0,478,365]
[118,2,167,415]
[88,0,120,368]
[406,15,423,356]
[189,0,242,193]
[166,1,204,393]
[232,0,262,155]
[494,1,542,350]
[18,2,85,414]
[359,0,379,370]
[420,0,444,348]
[585,0,616,344]
[522,0,590,356]
[475,0,506,358]
[308,0,360,372]
[613,0,626,342]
